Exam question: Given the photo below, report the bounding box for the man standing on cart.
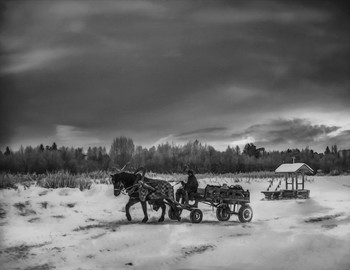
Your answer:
[176,170,198,206]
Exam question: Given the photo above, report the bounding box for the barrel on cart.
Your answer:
[168,184,253,223]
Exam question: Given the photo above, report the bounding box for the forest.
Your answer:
[0,137,349,175]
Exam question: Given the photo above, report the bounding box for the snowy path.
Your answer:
[0,176,349,270]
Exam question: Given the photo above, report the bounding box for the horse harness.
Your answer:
[116,178,173,202]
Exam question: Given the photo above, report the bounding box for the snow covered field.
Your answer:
[1,175,349,270]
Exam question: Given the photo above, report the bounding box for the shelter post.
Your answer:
[262,163,313,200]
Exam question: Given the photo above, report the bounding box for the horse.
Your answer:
[111,167,177,223]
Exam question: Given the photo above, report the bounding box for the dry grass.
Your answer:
[149,171,284,184]
[0,173,19,189]
[0,171,103,190]
[38,171,93,191]
[0,170,296,191]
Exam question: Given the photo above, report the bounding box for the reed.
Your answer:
[38,171,93,191]
[0,170,284,190]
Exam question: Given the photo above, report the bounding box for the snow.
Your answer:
[0,176,349,270]
[275,163,314,173]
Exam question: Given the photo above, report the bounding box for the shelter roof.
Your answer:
[275,163,314,174]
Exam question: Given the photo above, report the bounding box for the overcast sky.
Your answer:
[1,0,349,153]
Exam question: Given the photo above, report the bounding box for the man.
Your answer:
[176,170,198,206]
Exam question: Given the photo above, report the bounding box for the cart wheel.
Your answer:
[238,204,253,223]
[190,209,203,223]
[168,207,182,221]
[216,205,231,221]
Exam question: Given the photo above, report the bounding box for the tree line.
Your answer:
[1,137,349,174]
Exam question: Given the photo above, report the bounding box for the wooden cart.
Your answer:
[168,184,253,223]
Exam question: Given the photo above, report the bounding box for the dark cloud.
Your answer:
[327,130,350,149]
[1,0,349,151]
[0,75,15,144]
[232,118,341,150]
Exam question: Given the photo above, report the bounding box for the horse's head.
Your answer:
[111,172,127,197]
[111,166,147,197]
[111,171,140,197]
[110,163,131,196]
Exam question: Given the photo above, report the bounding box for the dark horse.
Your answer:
[111,168,176,223]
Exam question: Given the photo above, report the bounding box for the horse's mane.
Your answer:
[118,172,137,188]
[116,171,166,189]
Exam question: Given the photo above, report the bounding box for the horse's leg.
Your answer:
[141,201,148,223]
[125,198,138,221]
[158,201,165,222]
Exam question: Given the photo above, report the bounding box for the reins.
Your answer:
[117,180,153,196]
[114,170,172,196]
[117,183,139,195]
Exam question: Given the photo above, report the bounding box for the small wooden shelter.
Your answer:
[262,163,314,200]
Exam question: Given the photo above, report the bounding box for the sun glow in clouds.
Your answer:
[55,125,101,148]
[230,136,256,148]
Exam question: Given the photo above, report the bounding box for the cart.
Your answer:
[167,184,253,223]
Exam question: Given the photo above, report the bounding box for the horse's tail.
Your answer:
[168,183,175,201]
[164,182,178,210]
